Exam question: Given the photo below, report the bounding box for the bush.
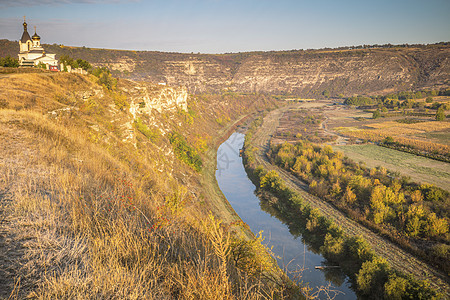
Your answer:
[169,132,202,172]
[92,67,117,90]
[113,92,129,110]
[435,107,445,121]
[0,56,19,67]
[356,257,390,296]
[372,109,381,119]
[134,118,160,142]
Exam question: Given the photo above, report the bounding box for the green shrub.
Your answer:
[0,56,19,67]
[356,257,390,296]
[169,132,202,172]
[134,118,160,142]
[113,92,129,110]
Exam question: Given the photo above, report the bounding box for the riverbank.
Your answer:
[216,131,356,299]
[242,105,448,298]
[199,112,309,298]
[200,113,253,225]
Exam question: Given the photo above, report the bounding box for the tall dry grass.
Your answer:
[0,108,295,299]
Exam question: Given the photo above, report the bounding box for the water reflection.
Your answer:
[258,191,350,289]
[216,132,357,300]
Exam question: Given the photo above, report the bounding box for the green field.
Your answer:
[333,144,450,191]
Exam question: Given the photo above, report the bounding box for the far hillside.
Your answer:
[1,39,449,97]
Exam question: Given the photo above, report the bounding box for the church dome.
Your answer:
[32,26,40,40]
[20,20,31,43]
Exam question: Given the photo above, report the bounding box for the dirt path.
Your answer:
[321,116,349,146]
[249,104,450,296]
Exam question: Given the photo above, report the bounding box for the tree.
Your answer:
[424,213,448,237]
[372,109,381,119]
[435,107,445,121]
[347,236,374,264]
[341,185,357,205]
[321,232,345,260]
[405,205,425,237]
[260,170,283,192]
[384,275,408,300]
[0,56,19,67]
[357,257,390,296]
[330,181,342,198]
[370,185,390,224]
[410,190,423,202]
[98,72,117,90]
[426,96,433,103]
[76,58,92,71]
[60,55,79,69]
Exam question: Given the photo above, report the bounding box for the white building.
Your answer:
[18,18,58,68]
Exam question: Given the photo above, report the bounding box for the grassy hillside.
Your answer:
[0,70,301,299]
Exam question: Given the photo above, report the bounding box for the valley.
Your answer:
[0,41,449,299]
[242,103,449,297]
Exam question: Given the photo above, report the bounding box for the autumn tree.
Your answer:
[341,185,357,205]
[357,257,390,296]
[370,185,390,224]
[410,190,423,202]
[405,204,425,237]
[424,213,448,237]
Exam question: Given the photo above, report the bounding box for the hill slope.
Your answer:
[1,39,449,96]
[0,70,290,298]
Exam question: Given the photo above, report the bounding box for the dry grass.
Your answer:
[336,120,450,155]
[333,144,450,191]
[0,71,296,299]
[0,72,98,112]
[364,120,450,132]
[0,109,292,299]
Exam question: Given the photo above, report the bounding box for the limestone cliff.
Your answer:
[1,39,449,96]
[151,47,450,96]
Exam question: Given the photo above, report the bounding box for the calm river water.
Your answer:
[216,132,357,300]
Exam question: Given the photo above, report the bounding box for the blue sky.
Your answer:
[0,0,449,53]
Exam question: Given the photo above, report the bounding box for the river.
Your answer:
[216,132,357,299]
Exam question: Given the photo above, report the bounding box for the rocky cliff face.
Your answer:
[115,79,188,151]
[1,39,448,96]
[149,48,450,96]
[124,81,188,116]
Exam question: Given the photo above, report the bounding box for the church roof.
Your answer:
[29,49,44,54]
[21,19,32,43]
[21,30,31,43]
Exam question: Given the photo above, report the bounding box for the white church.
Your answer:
[18,17,58,68]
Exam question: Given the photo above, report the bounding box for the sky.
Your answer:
[0,0,449,54]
